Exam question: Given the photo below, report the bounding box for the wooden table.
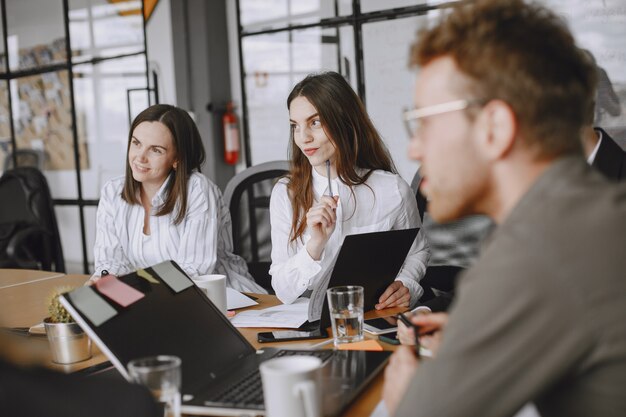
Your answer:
[0,269,402,416]
[0,268,65,289]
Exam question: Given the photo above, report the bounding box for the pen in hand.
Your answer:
[325,160,333,197]
[397,313,421,359]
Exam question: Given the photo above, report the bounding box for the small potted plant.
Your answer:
[43,286,92,364]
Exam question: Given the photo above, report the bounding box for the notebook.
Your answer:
[60,261,390,416]
[307,227,421,329]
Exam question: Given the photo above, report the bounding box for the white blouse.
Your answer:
[269,168,430,305]
[93,172,266,293]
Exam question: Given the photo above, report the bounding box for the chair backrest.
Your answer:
[410,168,427,223]
[223,161,289,292]
[4,149,45,171]
[0,167,65,272]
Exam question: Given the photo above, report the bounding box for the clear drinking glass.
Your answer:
[128,355,182,417]
[326,285,364,346]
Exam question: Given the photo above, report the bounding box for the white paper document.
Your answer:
[369,400,389,417]
[226,287,258,310]
[230,298,309,328]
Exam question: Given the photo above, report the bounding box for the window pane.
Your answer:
[9,69,85,199]
[5,0,67,72]
[243,26,355,165]
[74,54,148,199]
[363,14,435,182]
[0,11,5,74]
[0,81,10,171]
[69,0,145,64]
[55,205,85,273]
[240,0,352,31]
[540,0,626,145]
[84,205,97,272]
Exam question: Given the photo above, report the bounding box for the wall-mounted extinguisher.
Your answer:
[222,101,240,165]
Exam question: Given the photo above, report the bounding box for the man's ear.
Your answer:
[476,100,517,160]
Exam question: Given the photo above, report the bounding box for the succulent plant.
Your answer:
[47,286,75,324]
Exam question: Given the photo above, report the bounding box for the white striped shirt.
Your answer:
[93,172,266,293]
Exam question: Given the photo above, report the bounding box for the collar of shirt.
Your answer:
[150,172,175,207]
[587,129,603,165]
[312,166,339,198]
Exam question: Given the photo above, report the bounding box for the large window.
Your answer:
[542,0,626,146]
[235,1,458,182]
[235,0,626,181]
[0,0,150,273]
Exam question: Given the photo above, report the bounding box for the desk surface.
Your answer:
[0,269,399,417]
[0,268,65,289]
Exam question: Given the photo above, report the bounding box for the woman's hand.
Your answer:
[305,195,339,260]
[375,281,410,309]
[85,273,118,286]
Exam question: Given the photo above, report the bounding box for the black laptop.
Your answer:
[306,227,420,330]
[60,261,390,416]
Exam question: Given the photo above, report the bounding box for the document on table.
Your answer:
[230,298,309,328]
[370,400,389,417]
[226,288,258,310]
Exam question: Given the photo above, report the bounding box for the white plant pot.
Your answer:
[44,318,92,364]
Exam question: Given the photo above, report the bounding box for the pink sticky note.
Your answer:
[96,275,145,307]
[337,339,384,351]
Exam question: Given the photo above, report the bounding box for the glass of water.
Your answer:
[128,355,182,417]
[326,285,364,346]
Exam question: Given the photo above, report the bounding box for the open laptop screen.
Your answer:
[61,264,255,395]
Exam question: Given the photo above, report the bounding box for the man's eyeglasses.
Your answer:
[403,99,485,138]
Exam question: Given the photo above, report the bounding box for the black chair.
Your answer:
[0,167,65,272]
[223,161,289,293]
[410,168,463,310]
[410,167,428,223]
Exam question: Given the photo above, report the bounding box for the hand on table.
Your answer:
[383,346,420,416]
[305,195,339,260]
[375,281,410,310]
[86,274,119,286]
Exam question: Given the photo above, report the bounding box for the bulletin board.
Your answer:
[0,38,89,171]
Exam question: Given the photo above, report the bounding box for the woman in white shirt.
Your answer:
[92,104,265,293]
[270,72,430,306]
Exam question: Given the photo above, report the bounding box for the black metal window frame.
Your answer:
[0,0,151,273]
[234,0,457,168]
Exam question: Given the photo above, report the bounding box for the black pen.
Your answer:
[325,160,333,197]
[397,313,421,358]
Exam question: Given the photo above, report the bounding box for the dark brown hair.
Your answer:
[122,104,206,224]
[286,71,395,243]
[411,0,597,158]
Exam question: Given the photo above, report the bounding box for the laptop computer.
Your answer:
[60,261,390,416]
[306,227,420,330]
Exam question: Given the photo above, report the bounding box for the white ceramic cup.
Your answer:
[260,356,323,417]
[192,274,227,315]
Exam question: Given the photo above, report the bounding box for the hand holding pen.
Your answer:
[305,160,339,260]
[325,159,334,198]
[397,313,421,358]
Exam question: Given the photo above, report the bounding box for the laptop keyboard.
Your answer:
[206,349,333,409]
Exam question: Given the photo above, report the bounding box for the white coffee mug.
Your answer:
[260,356,322,417]
[192,274,227,315]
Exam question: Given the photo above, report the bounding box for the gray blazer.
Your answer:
[395,156,626,417]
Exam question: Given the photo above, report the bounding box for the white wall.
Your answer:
[146,0,177,106]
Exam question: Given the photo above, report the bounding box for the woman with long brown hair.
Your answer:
[269,72,429,307]
[91,104,264,293]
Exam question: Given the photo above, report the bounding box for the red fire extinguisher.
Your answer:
[223,101,240,165]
